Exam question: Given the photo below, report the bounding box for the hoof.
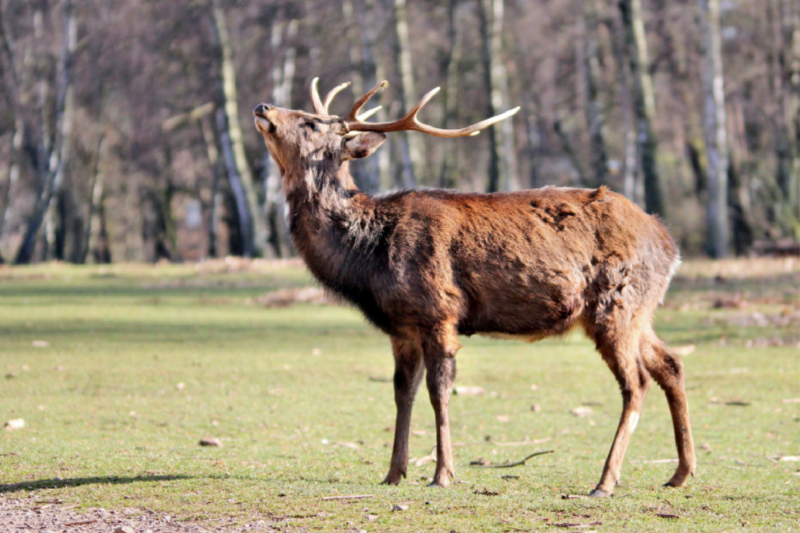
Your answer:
[664,471,693,488]
[588,488,611,498]
[381,470,406,486]
[427,475,453,488]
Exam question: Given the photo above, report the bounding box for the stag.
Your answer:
[253,79,695,496]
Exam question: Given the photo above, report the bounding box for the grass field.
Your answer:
[1,258,798,532]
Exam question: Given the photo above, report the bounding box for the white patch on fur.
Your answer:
[668,255,682,281]
[661,255,682,304]
[629,412,640,432]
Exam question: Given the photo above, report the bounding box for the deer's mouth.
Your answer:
[254,116,276,136]
[254,105,277,135]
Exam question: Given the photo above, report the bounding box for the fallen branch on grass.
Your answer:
[485,436,552,447]
[321,494,374,501]
[412,445,437,467]
[470,450,554,468]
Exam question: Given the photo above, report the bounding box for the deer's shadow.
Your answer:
[0,474,191,493]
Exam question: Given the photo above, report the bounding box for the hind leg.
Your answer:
[642,328,696,487]
[589,328,652,497]
[421,322,460,487]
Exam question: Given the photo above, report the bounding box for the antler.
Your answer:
[344,81,520,138]
[310,77,352,116]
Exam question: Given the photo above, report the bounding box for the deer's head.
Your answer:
[254,77,520,183]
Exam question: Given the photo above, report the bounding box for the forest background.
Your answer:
[0,0,798,264]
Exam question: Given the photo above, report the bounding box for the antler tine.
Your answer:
[310,77,327,115]
[346,80,389,122]
[345,85,521,138]
[323,81,351,114]
[357,105,382,121]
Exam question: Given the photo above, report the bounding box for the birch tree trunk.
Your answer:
[15,0,75,264]
[260,14,297,258]
[45,7,77,261]
[215,106,252,256]
[697,0,730,257]
[393,0,421,188]
[479,0,518,192]
[210,0,266,257]
[618,0,664,216]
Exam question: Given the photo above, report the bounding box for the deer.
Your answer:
[252,78,696,497]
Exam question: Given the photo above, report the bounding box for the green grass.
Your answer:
[1,259,798,532]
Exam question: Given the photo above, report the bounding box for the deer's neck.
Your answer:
[284,161,382,292]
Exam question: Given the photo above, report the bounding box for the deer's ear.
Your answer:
[342,132,386,160]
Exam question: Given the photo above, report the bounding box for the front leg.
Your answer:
[422,323,460,487]
[382,333,424,485]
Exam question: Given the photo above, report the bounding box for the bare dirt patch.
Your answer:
[0,495,282,533]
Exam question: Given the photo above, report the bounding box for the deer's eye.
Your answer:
[303,120,320,132]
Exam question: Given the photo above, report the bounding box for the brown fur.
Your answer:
[254,100,695,495]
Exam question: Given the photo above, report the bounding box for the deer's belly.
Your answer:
[479,331,552,343]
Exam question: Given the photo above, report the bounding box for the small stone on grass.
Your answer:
[199,437,222,447]
[4,418,25,431]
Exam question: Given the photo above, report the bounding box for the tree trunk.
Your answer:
[342,0,365,99]
[15,0,75,264]
[210,0,266,257]
[393,0,421,188]
[479,0,518,192]
[0,121,23,262]
[82,133,107,263]
[787,0,800,225]
[261,14,297,258]
[215,106,252,256]
[359,0,392,191]
[610,5,641,203]
[342,0,382,192]
[45,8,77,262]
[554,116,589,186]
[524,99,543,189]
[584,0,610,187]
[198,115,223,259]
[618,0,664,216]
[697,0,730,257]
[728,150,754,255]
[438,0,461,190]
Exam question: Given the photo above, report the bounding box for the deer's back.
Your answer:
[368,186,678,337]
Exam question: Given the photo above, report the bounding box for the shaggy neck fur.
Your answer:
[283,157,388,325]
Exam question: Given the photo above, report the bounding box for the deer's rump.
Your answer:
[365,186,679,338]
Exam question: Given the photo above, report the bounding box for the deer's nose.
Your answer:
[254,103,272,116]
